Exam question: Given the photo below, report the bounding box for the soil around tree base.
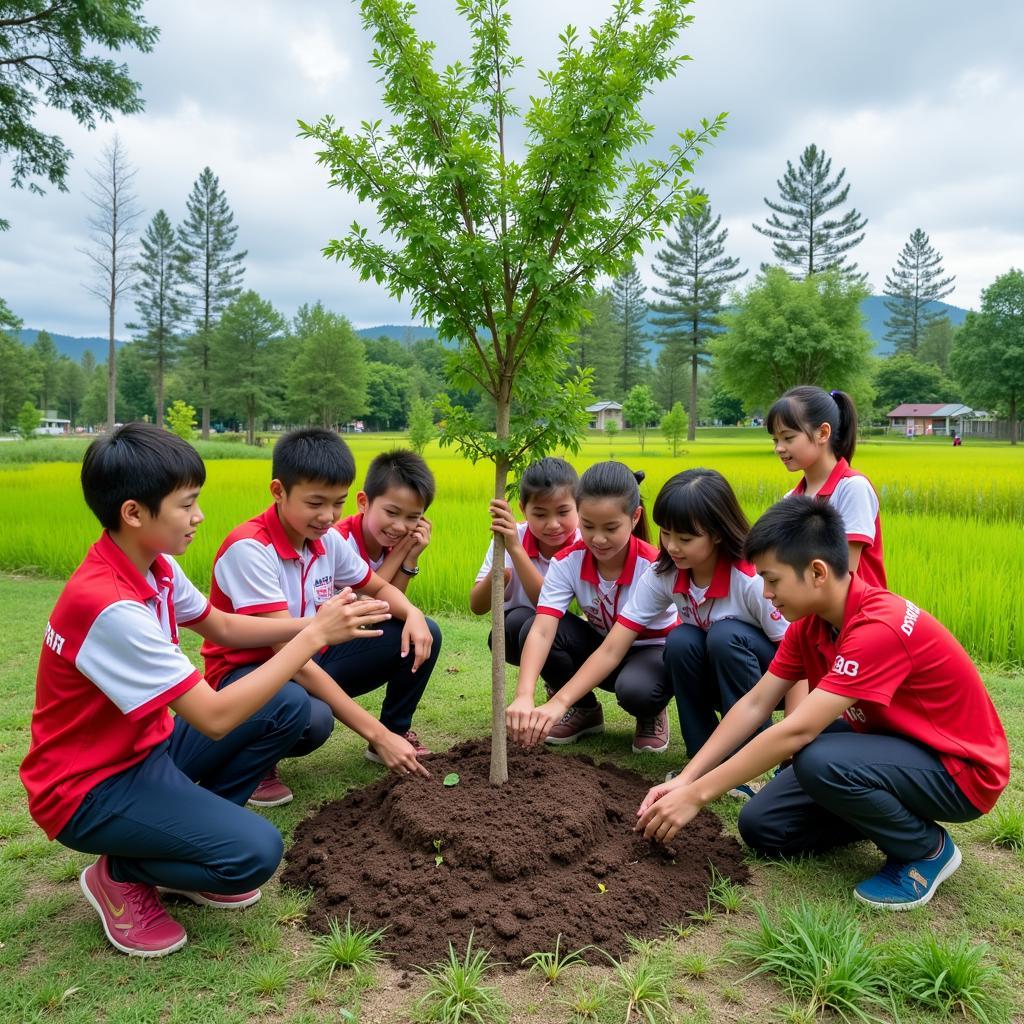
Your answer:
[283,738,749,969]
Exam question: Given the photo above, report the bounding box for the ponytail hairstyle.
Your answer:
[518,457,579,508]
[765,385,859,464]
[651,469,749,575]
[576,461,649,543]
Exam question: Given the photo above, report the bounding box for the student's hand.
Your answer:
[408,516,431,557]
[401,609,434,672]
[372,729,432,779]
[505,694,537,745]
[635,783,703,845]
[312,589,391,646]
[522,697,567,748]
[636,779,680,819]
[488,499,520,548]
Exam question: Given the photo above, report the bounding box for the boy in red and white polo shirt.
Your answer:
[203,429,441,806]
[20,424,393,958]
[636,497,1009,911]
[334,449,435,592]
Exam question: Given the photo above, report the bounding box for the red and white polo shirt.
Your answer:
[769,573,1009,813]
[619,554,787,642]
[537,536,678,645]
[20,533,211,839]
[790,457,886,588]
[334,512,388,573]
[475,522,581,613]
[202,505,372,689]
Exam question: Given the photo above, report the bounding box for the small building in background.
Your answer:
[586,400,623,431]
[886,403,973,437]
[35,411,71,436]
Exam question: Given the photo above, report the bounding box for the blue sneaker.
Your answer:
[853,828,962,910]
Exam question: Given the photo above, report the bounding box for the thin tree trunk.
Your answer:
[489,388,512,786]
[156,351,165,429]
[1011,395,1018,446]
[688,350,698,442]
[106,302,116,428]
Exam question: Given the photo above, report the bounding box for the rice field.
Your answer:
[1,432,1022,665]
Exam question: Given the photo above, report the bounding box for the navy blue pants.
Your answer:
[665,620,777,758]
[57,682,315,893]
[738,730,981,862]
[488,605,537,667]
[540,614,672,718]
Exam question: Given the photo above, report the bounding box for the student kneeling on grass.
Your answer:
[19,423,408,959]
[635,496,1010,910]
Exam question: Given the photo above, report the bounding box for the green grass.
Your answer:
[304,912,390,979]
[0,564,1022,1022]
[416,934,508,1024]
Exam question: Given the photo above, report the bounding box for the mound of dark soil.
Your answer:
[282,738,748,969]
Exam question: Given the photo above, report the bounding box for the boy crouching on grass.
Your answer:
[637,496,1009,910]
[19,423,396,958]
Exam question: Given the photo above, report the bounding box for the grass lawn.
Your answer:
[1,575,1022,1024]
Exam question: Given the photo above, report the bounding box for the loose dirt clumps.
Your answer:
[283,738,748,969]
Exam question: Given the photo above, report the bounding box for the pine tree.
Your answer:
[883,229,955,355]
[754,143,867,280]
[131,210,186,427]
[609,260,649,395]
[568,290,619,399]
[651,191,746,440]
[177,167,246,438]
[31,330,60,413]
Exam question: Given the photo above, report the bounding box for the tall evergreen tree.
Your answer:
[651,191,746,440]
[55,356,86,425]
[81,135,141,427]
[651,342,687,413]
[883,228,956,355]
[609,260,649,395]
[177,167,246,438]
[131,209,186,427]
[568,290,618,399]
[754,143,868,280]
[31,329,59,412]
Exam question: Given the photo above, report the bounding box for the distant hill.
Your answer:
[14,298,970,363]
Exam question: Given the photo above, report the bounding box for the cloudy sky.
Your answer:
[2,0,1022,338]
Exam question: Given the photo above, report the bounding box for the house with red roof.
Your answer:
[887,403,974,436]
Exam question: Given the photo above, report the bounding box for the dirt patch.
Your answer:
[283,738,748,970]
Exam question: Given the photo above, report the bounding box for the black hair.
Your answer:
[766,385,859,464]
[576,461,649,543]
[744,495,849,577]
[81,422,206,532]
[364,449,436,509]
[651,469,749,575]
[272,427,355,491]
[518,457,579,508]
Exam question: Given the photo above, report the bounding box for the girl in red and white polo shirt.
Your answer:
[506,462,677,754]
[768,386,886,588]
[469,457,580,667]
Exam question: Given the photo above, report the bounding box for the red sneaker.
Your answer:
[246,764,293,807]
[160,887,262,909]
[632,708,670,753]
[80,856,187,958]
[365,729,431,764]
[544,704,605,745]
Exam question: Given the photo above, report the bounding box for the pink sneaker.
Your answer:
[160,887,262,909]
[246,764,293,807]
[80,856,187,958]
[365,729,431,764]
[632,708,670,753]
[544,704,605,745]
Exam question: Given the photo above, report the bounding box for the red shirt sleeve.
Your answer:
[814,621,912,706]
[768,620,808,681]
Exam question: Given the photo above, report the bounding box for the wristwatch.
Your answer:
[400,563,420,577]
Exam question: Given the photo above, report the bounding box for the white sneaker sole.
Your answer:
[246,792,293,807]
[159,887,262,909]
[544,723,605,745]
[632,738,670,754]
[853,843,962,911]
[80,866,187,958]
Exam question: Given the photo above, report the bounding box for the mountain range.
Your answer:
[13,297,969,363]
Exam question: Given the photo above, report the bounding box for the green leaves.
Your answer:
[443,772,461,787]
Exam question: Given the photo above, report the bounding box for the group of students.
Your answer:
[19,384,1010,960]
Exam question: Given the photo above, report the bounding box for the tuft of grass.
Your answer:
[660,922,693,941]
[982,801,1024,853]
[305,913,390,980]
[271,886,313,927]
[521,933,588,984]
[604,943,674,1024]
[416,933,508,1024]
[881,934,1008,1023]
[707,865,745,914]
[678,952,713,979]
[687,905,716,925]
[564,978,609,1022]
[774,1004,818,1024]
[247,955,292,997]
[728,900,891,1024]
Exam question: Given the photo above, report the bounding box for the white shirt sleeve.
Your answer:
[168,557,210,625]
[619,565,673,630]
[740,573,788,642]
[475,527,518,583]
[213,539,289,613]
[328,532,373,589]
[76,601,200,718]
[831,476,879,544]
[536,554,577,616]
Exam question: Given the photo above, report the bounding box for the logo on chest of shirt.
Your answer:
[312,574,335,604]
[43,621,67,656]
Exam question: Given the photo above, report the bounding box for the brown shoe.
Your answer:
[632,709,670,753]
[246,764,293,807]
[544,704,605,745]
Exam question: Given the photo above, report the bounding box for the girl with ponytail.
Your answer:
[506,462,677,754]
[766,386,886,588]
